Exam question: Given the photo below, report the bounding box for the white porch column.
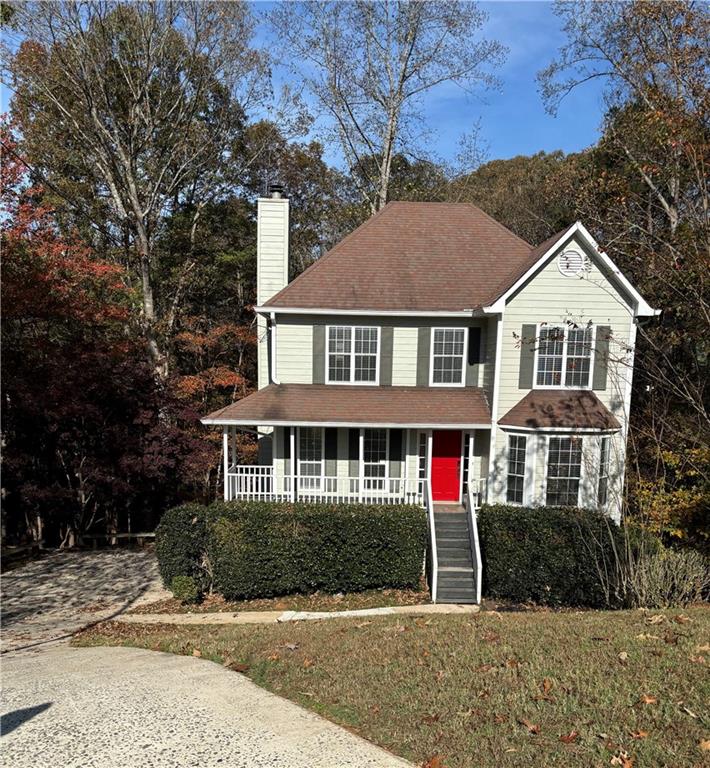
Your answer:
[358,428,364,503]
[222,427,229,501]
[290,427,296,501]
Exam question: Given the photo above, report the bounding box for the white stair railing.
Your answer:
[465,478,485,604]
[426,479,438,603]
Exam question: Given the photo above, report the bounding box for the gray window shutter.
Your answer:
[348,428,360,476]
[312,324,325,384]
[380,327,393,386]
[282,427,291,475]
[518,323,537,389]
[389,428,403,478]
[325,428,338,476]
[465,326,483,386]
[593,325,611,391]
[416,327,430,386]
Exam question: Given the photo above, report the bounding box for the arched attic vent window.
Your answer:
[557,249,592,277]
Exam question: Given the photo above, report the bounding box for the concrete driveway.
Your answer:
[1,644,410,767]
[1,550,169,653]
[1,552,411,767]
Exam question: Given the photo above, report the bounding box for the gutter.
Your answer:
[269,311,280,385]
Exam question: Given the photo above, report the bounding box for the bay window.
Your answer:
[546,436,583,506]
[506,434,527,504]
[598,435,610,507]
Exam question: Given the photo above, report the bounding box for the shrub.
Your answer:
[477,504,623,607]
[618,547,710,608]
[170,574,200,604]
[155,503,211,591]
[207,501,427,600]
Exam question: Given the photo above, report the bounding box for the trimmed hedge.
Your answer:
[478,504,623,607]
[155,503,211,592]
[154,500,427,601]
[208,501,427,600]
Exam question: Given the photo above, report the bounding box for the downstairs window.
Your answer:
[506,434,527,504]
[546,436,583,506]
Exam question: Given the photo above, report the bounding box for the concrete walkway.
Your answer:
[118,601,480,626]
[1,645,411,767]
[1,550,170,653]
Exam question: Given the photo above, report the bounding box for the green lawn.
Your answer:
[75,606,710,767]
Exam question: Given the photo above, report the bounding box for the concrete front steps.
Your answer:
[433,506,478,604]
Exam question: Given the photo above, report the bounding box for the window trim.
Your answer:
[360,427,390,486]
[597,434,610,509]
[544,434,584,507]
[533,323,596,390]
[325,325,380,386]
[429,326,469,388]
[297,426,325,488]
[505,433,528,505]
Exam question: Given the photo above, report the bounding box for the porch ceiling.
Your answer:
[202,384,491,428]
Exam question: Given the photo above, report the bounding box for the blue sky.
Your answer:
[1,1,605,165]
[256,0,606,167]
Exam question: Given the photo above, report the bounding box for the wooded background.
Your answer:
[1,1,707,548]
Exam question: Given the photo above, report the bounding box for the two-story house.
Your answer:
[203,186,656,603]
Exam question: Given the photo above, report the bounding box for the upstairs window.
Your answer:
[431,327,467,386]
[535,324,594,388]
[546,436,583,506]
[327,326,379,384]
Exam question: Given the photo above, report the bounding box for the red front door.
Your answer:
[431,430,462,502]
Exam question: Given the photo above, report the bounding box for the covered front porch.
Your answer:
[221,425,488,510]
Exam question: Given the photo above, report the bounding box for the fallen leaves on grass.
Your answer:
[629,730,649,739]
[646,614,665,625]
[618,651,629,665]
[422,713,441,725]
[302,657,315,669]
[696,643,710,652]
[284,642,299,651]
[610,751,635,767]
[639,694,658,705]
[560,731,579,744]
[519,718,541,735]
[673,614,692,624]
[699,739,710,751]
[421,754,445,768]
[681,706,698,719]
[689,655,706,664]
[192,648,202,657]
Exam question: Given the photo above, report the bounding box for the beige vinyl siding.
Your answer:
[256,199,289,306]
[391,327,418,386]
[276,322,313,383]
[490,234,635,518]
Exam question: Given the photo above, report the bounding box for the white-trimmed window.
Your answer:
[546,436,583,506]
[298,427,323,490]
[506,434,527,504]
[327,326,379,384]
[598,435,610,507]
[363,428,388,490]
[430,327,467,386]
[417,432,428,481]
[535,324,594,388]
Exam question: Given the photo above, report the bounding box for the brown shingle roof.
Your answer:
[499,390,621,431]
[263,202,536,312]
[203,384,491,427]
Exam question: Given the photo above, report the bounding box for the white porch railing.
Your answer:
[226,465,427,506]
[464,478,486,604]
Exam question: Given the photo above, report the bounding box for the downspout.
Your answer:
[270,311,280,385]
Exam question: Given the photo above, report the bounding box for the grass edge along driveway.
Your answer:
[74,606,710,768]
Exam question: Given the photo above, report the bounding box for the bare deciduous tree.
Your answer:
[271,0,505,213]
[3,1,271,376]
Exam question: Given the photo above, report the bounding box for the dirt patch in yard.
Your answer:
[128,586,431,614]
